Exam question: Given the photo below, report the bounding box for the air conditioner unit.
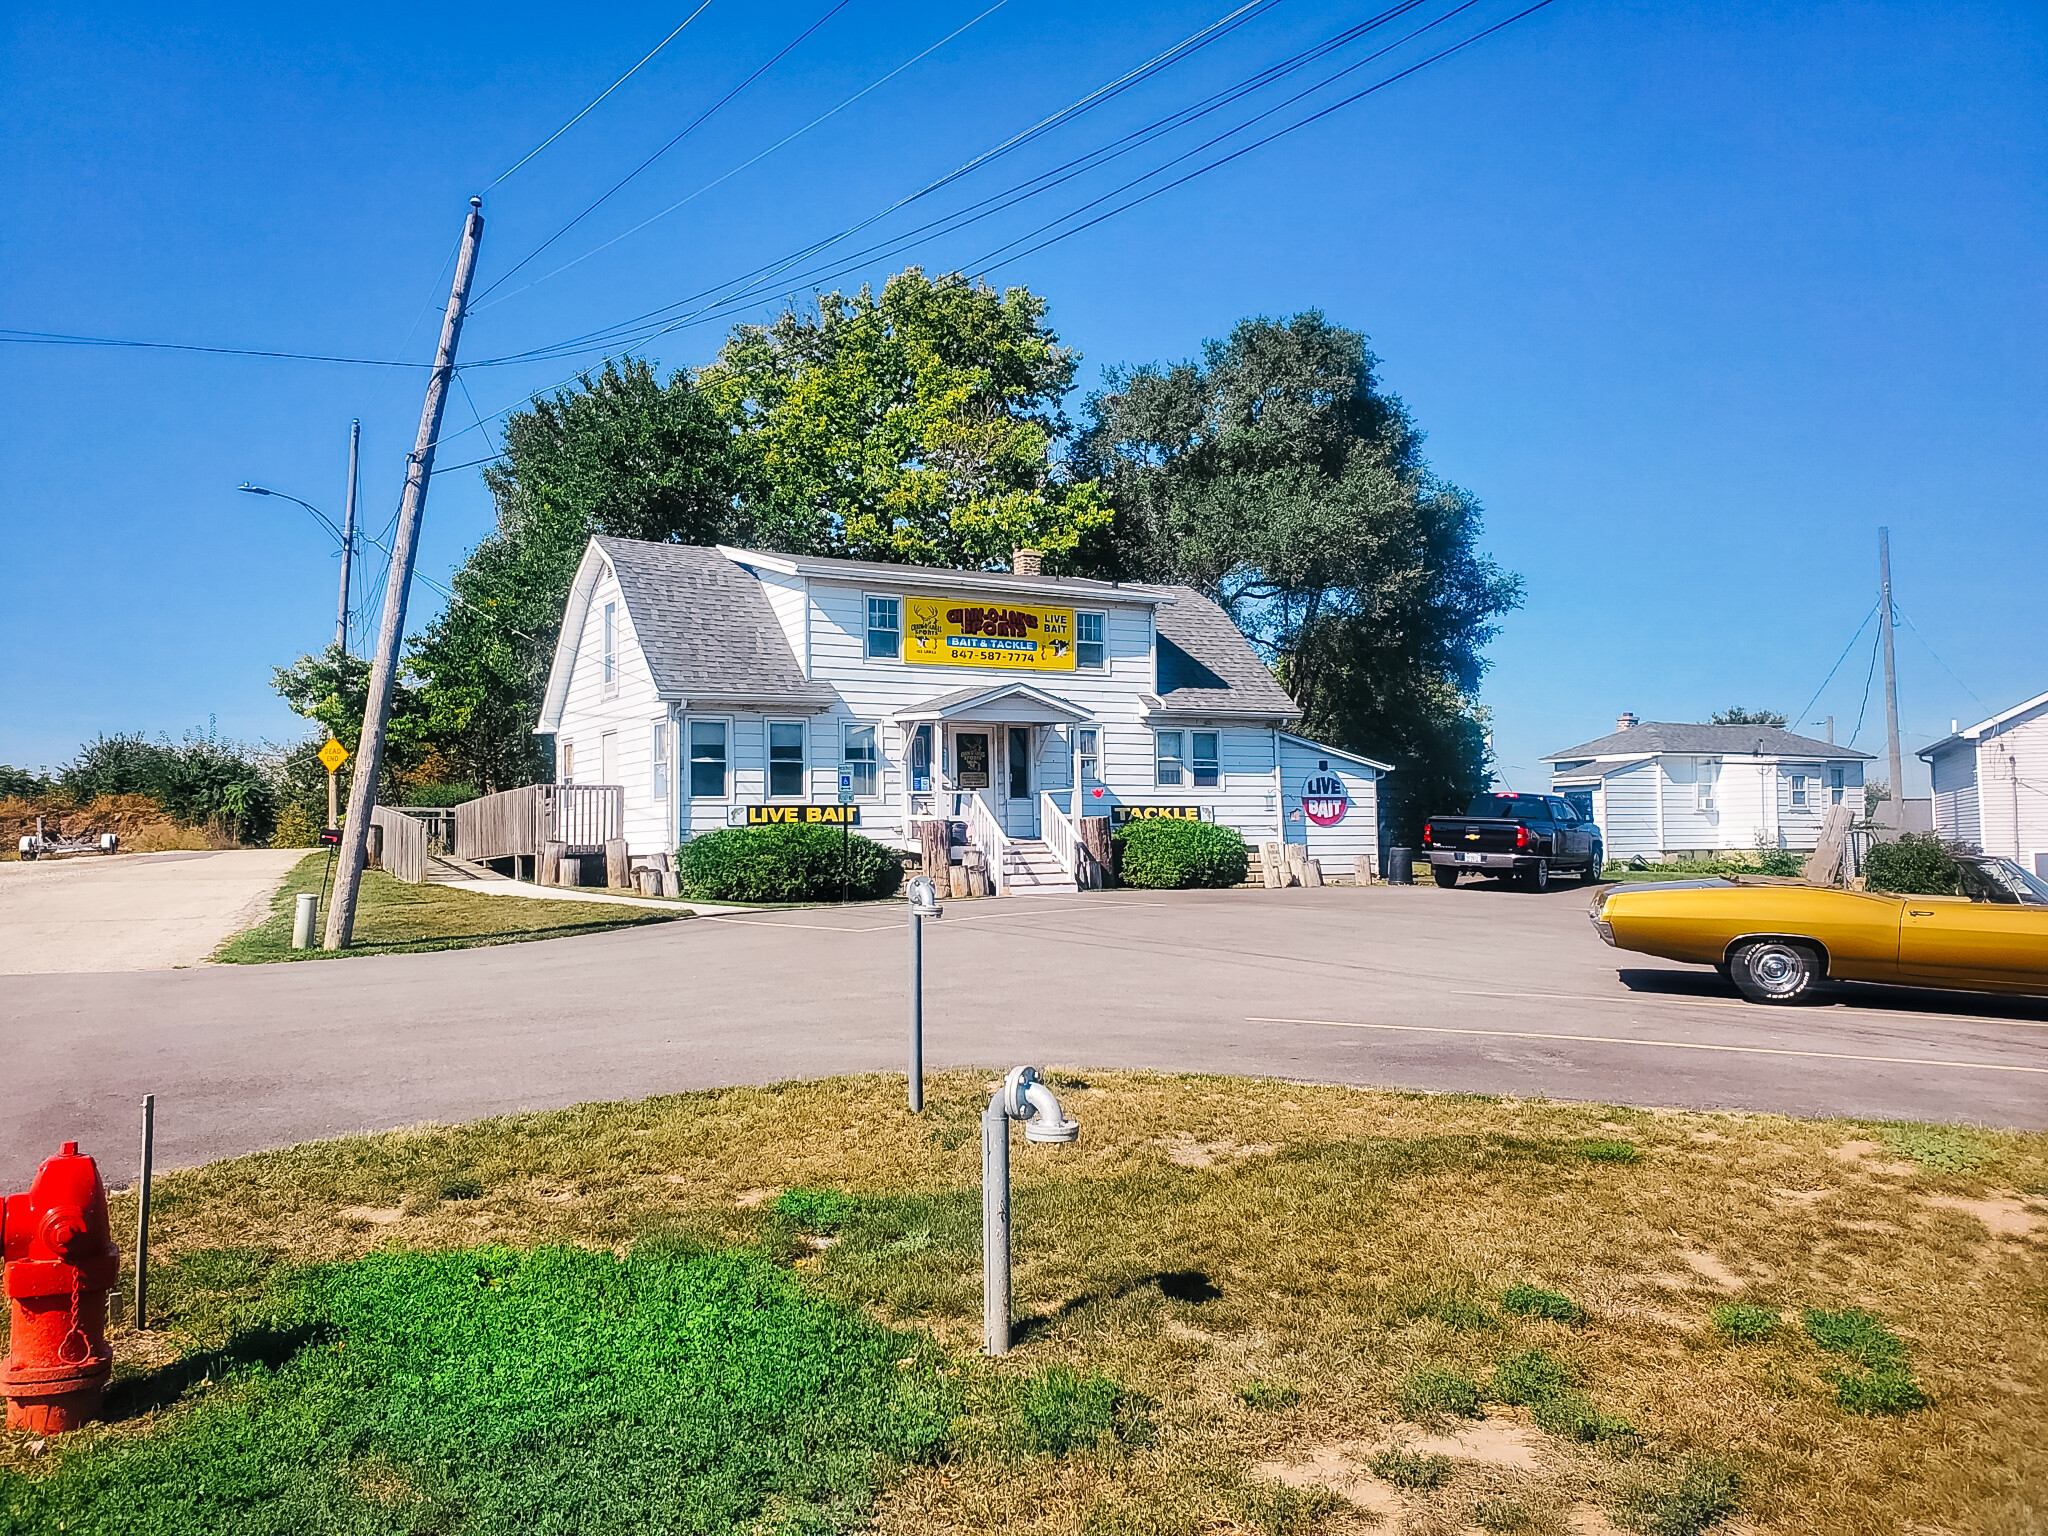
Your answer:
[1697,793,1716,814]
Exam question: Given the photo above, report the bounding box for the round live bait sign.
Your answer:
[1301,770,1349,827]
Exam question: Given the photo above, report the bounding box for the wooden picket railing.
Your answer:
[454,784,624,862]
[370,805,429,884]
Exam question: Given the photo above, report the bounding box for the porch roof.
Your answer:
[890,681,1090,725]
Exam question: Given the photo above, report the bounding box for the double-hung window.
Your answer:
[601,602,618,696]
[1155,731,1184,787]
[1829,767,1846,805]
[651,720,669,801]
[843,723,879,798]
[1790,774,1809,809]
[768,721,806,798]
[689,721,728,799]
[1076,727,1099,785]
[1191,731,1219,788]
[1076,611,1105,670]
[866,596,900,660]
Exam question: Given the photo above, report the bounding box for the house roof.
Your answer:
[890,682,1090,724]
[1278,731,1393,774]
[1145,587,1300,719]
[1916,686,2048,761]
[714,545,1172,606]
[596,538,828,702]
[1543,722,1873,762]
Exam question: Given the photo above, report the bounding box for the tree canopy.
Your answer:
[1707,707,1788,727]
[1074,312,1521,836]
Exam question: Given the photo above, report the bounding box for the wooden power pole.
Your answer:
[325,198,484,949]
[337,417,360,655]
[1878,527,1904,828]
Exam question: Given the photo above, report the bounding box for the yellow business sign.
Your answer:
[903,596,1076,671]
[317,738,349,773]
[745,804,861,826]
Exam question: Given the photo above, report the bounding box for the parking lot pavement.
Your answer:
[4,879,2043,1181]
[0,849,305,975]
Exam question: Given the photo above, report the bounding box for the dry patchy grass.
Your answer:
[13,1072,2046,1534]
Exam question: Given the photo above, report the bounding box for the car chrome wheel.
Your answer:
[1730,940,1817,1005]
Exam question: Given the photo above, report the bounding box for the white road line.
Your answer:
[1248,1016,2048,1075]
[700,898,1172,933]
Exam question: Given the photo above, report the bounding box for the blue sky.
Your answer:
[4,0,2042,795]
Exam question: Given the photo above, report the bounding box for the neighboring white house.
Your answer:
[1918,688,2048,878]
[536,538,1393,880]
[1543,714,1872,862]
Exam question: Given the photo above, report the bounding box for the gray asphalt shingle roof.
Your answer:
[1543,722,1873,761]
[593,537,823,701]
[1146,587,1299,717]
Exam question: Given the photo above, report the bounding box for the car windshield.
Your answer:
[1958,858,2048,906]
[1466,794,1537,818]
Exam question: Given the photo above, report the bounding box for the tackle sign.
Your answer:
[903,595,1076,671]
[745,804,861,826]
[1108,805,1205,825]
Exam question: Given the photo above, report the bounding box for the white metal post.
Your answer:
[909,908,924,1113]
[982,1098,1011,1356]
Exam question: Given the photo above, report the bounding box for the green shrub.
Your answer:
[1111,817,1250,889]
[1709,1305,1780,1343]
[1398,1365,1482,1420]
[1501,1284,1586,1325]
[402,782,479,808]
[1863,833,1963,895]
[1235,1378,1302,1410]
[1367,1449,1452,1489]
[679,823,903,903]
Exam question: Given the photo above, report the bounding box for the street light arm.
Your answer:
[238,483,345,546]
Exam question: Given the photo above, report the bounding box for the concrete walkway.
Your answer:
[0,849,305,974]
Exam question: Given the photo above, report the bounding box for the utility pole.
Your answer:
[1878,527,1904,829]
[325,198,484,949]
[336,418,360,655]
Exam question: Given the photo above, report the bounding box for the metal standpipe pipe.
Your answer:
[291,892,319,950]
[906,876,943,1113]
[982,1066,1080,1357]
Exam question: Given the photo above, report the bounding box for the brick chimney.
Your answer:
[1616,711,1638,732]
[1011,547,1043,577]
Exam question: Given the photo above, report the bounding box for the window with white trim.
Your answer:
[843,722,879,798]
[1694,757,1719,812]
[689,720,728,798]
[558,740,575,785]
[1076,727,1099,785]
[1829,767,1846,805]
[1790,774,1809,809]
[601,601,618,696]
[768,721,806,798]
[1155,731,1184,787]
[651,720,669,800]
[1076,611,1105,669]
[1191,731,1219,788]
[865,596,900,660]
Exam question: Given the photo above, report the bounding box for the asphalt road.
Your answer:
[6,880,2044,1183]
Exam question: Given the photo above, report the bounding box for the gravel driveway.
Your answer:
[0,849,305,974]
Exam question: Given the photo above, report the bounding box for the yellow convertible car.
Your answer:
[1589,855,2048,1004]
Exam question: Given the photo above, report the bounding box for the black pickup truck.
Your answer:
[1422,792,1604,892]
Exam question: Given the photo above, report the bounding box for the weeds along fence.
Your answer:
[453,784,623,863]
[370,806,429,884]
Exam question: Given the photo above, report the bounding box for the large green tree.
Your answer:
[1074,312,1521,839]
[701,267,1107,568]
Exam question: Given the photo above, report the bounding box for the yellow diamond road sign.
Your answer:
[318,739,349,773]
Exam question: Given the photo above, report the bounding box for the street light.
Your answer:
[239,419,360,655]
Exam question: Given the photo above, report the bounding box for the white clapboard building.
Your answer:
[536,538,1390,886]
[1919,688,2048,877]
[1544,714,1872,862]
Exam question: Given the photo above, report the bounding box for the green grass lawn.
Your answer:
[214,853,681,963]
[3,1075,2043,1534]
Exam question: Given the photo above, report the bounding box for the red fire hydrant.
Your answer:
[2,1142,119,1432]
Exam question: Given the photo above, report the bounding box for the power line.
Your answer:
[485,0,719,192]
[0,329,424,368]
[472,0,1014,314]
[472,0,862,304]
[1791,600,1878,734]
[1849,622,1883,749]
[1896,607,1984,708]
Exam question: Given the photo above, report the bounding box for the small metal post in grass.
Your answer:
[135,1094,155,1331]
[906,876,942,1112]
[981,1067,1079,1357]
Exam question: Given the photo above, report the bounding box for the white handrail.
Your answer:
[1040,791,1083,888]
[964,792,1009,895]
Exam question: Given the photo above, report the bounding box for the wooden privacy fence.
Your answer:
[454,784,625,863]
[369,805,429,884]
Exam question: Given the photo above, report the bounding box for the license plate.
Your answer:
[1456,852,1475,863]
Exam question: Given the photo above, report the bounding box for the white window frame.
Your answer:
[1155,730,1185,788]
[1075,726,1100,786]
[1694,757,1718,813]
[842,720,881,800]
[558,739,575,785]
[864,593,901,662]
[1829,766,1846,805]
[601,601,619,698]
[686,716,731,801]
[651,719,669,801]
[1075,610,1107,671]
[766,719,808,801]
[907,722,935,795]
[1790,773,1809,810]
[600,729,618,788]
[1191,730,1220,790]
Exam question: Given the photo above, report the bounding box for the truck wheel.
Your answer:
[1432,866,1459,888]
[1728,940,1819,1005]
[1522,860,1550,892]
[1584,845,1604,882]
